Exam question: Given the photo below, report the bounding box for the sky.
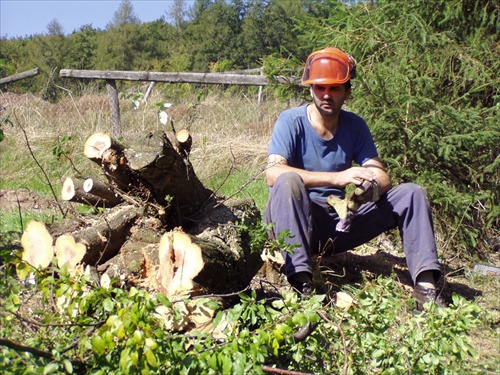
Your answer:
[1,0,188,39]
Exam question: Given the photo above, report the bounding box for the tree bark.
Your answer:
[72,204,142,266]
[124,130,212,216]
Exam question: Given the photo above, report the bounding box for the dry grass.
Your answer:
[0,87,289,206]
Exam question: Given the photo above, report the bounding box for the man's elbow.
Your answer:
[266,171,276,187]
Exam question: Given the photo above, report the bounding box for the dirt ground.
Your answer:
[0,189,60,211]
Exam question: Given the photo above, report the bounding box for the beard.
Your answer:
[313,99,341,118]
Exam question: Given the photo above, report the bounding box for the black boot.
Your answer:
[289,272,313,296]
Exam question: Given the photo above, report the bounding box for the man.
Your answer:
[264,47,444,311]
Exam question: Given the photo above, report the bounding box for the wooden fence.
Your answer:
[0,68,40,85]
[59,69,269,138]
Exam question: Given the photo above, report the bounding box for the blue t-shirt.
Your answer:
[268,104,378,200]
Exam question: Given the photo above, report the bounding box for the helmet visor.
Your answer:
[302,49,353,85]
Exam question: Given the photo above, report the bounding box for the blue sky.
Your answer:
[1,0,188,39]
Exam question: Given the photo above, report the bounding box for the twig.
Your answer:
[15,191,23,233]
[316,310,349,375]
[0,338,53,359]
[209,146,236,202]
[262,365,315,375]
[12,311,104,328]
[213,164,267,208]
[13,111,65,217]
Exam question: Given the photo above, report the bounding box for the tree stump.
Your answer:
[20,130,264,297]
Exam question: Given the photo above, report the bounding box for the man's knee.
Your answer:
[396,182,429,202]
[274,172,304,197]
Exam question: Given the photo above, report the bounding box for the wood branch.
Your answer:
[262,365,315,375]
[54,234,86,274]
[158,230,204,297]
[72,204,141,266]
[83,178,123,206]
[61,177,119,207]
[0,338,53,360]
[61,177,86,201]
[20,221,54,272]
[175,129,192,156]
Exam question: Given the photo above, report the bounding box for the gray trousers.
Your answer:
[264,172,441,285]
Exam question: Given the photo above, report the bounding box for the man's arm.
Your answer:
[361,157,392,195]
[266,154,392,193]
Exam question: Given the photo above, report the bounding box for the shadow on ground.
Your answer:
[318,250,484,304]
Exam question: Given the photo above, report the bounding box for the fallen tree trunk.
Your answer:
[20,129,264,297]
[123,130,212,216]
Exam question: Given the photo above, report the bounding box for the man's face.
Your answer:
[310,84,350,118]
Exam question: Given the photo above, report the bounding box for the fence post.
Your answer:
[106,79,123,139]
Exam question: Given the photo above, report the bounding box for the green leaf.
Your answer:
[146,349,159,368]
[156,293,171,307]
[62,359,73,374]
[43,363,59,374]
[103,298,114,312]
[91,336,106,355]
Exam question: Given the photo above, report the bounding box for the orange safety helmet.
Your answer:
[301,47,357,85]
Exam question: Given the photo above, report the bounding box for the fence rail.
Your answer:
[0,68,40,85]
[59,69,268,86]
[59,68,269,138]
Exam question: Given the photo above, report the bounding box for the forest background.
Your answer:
[0,0,499,373]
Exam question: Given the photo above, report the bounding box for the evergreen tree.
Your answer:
[46,18,65,36]
[109,0,141,27]
[290,0,499,254]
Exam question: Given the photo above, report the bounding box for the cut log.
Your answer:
[61,177,85,201]
[20,126,266,296]
[84,133,135,190]
[98,198,264,295]
[84,132,124,160]
[83,178,123,206]
[54,234,86,274]
[20,221,54,278]
[175,129,192,156]
[61,177,121,207]
[158,230,204,297]
[72,204,141,266]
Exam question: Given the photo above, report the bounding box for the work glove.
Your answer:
[353,179,381,204]
[326,179,380,233]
